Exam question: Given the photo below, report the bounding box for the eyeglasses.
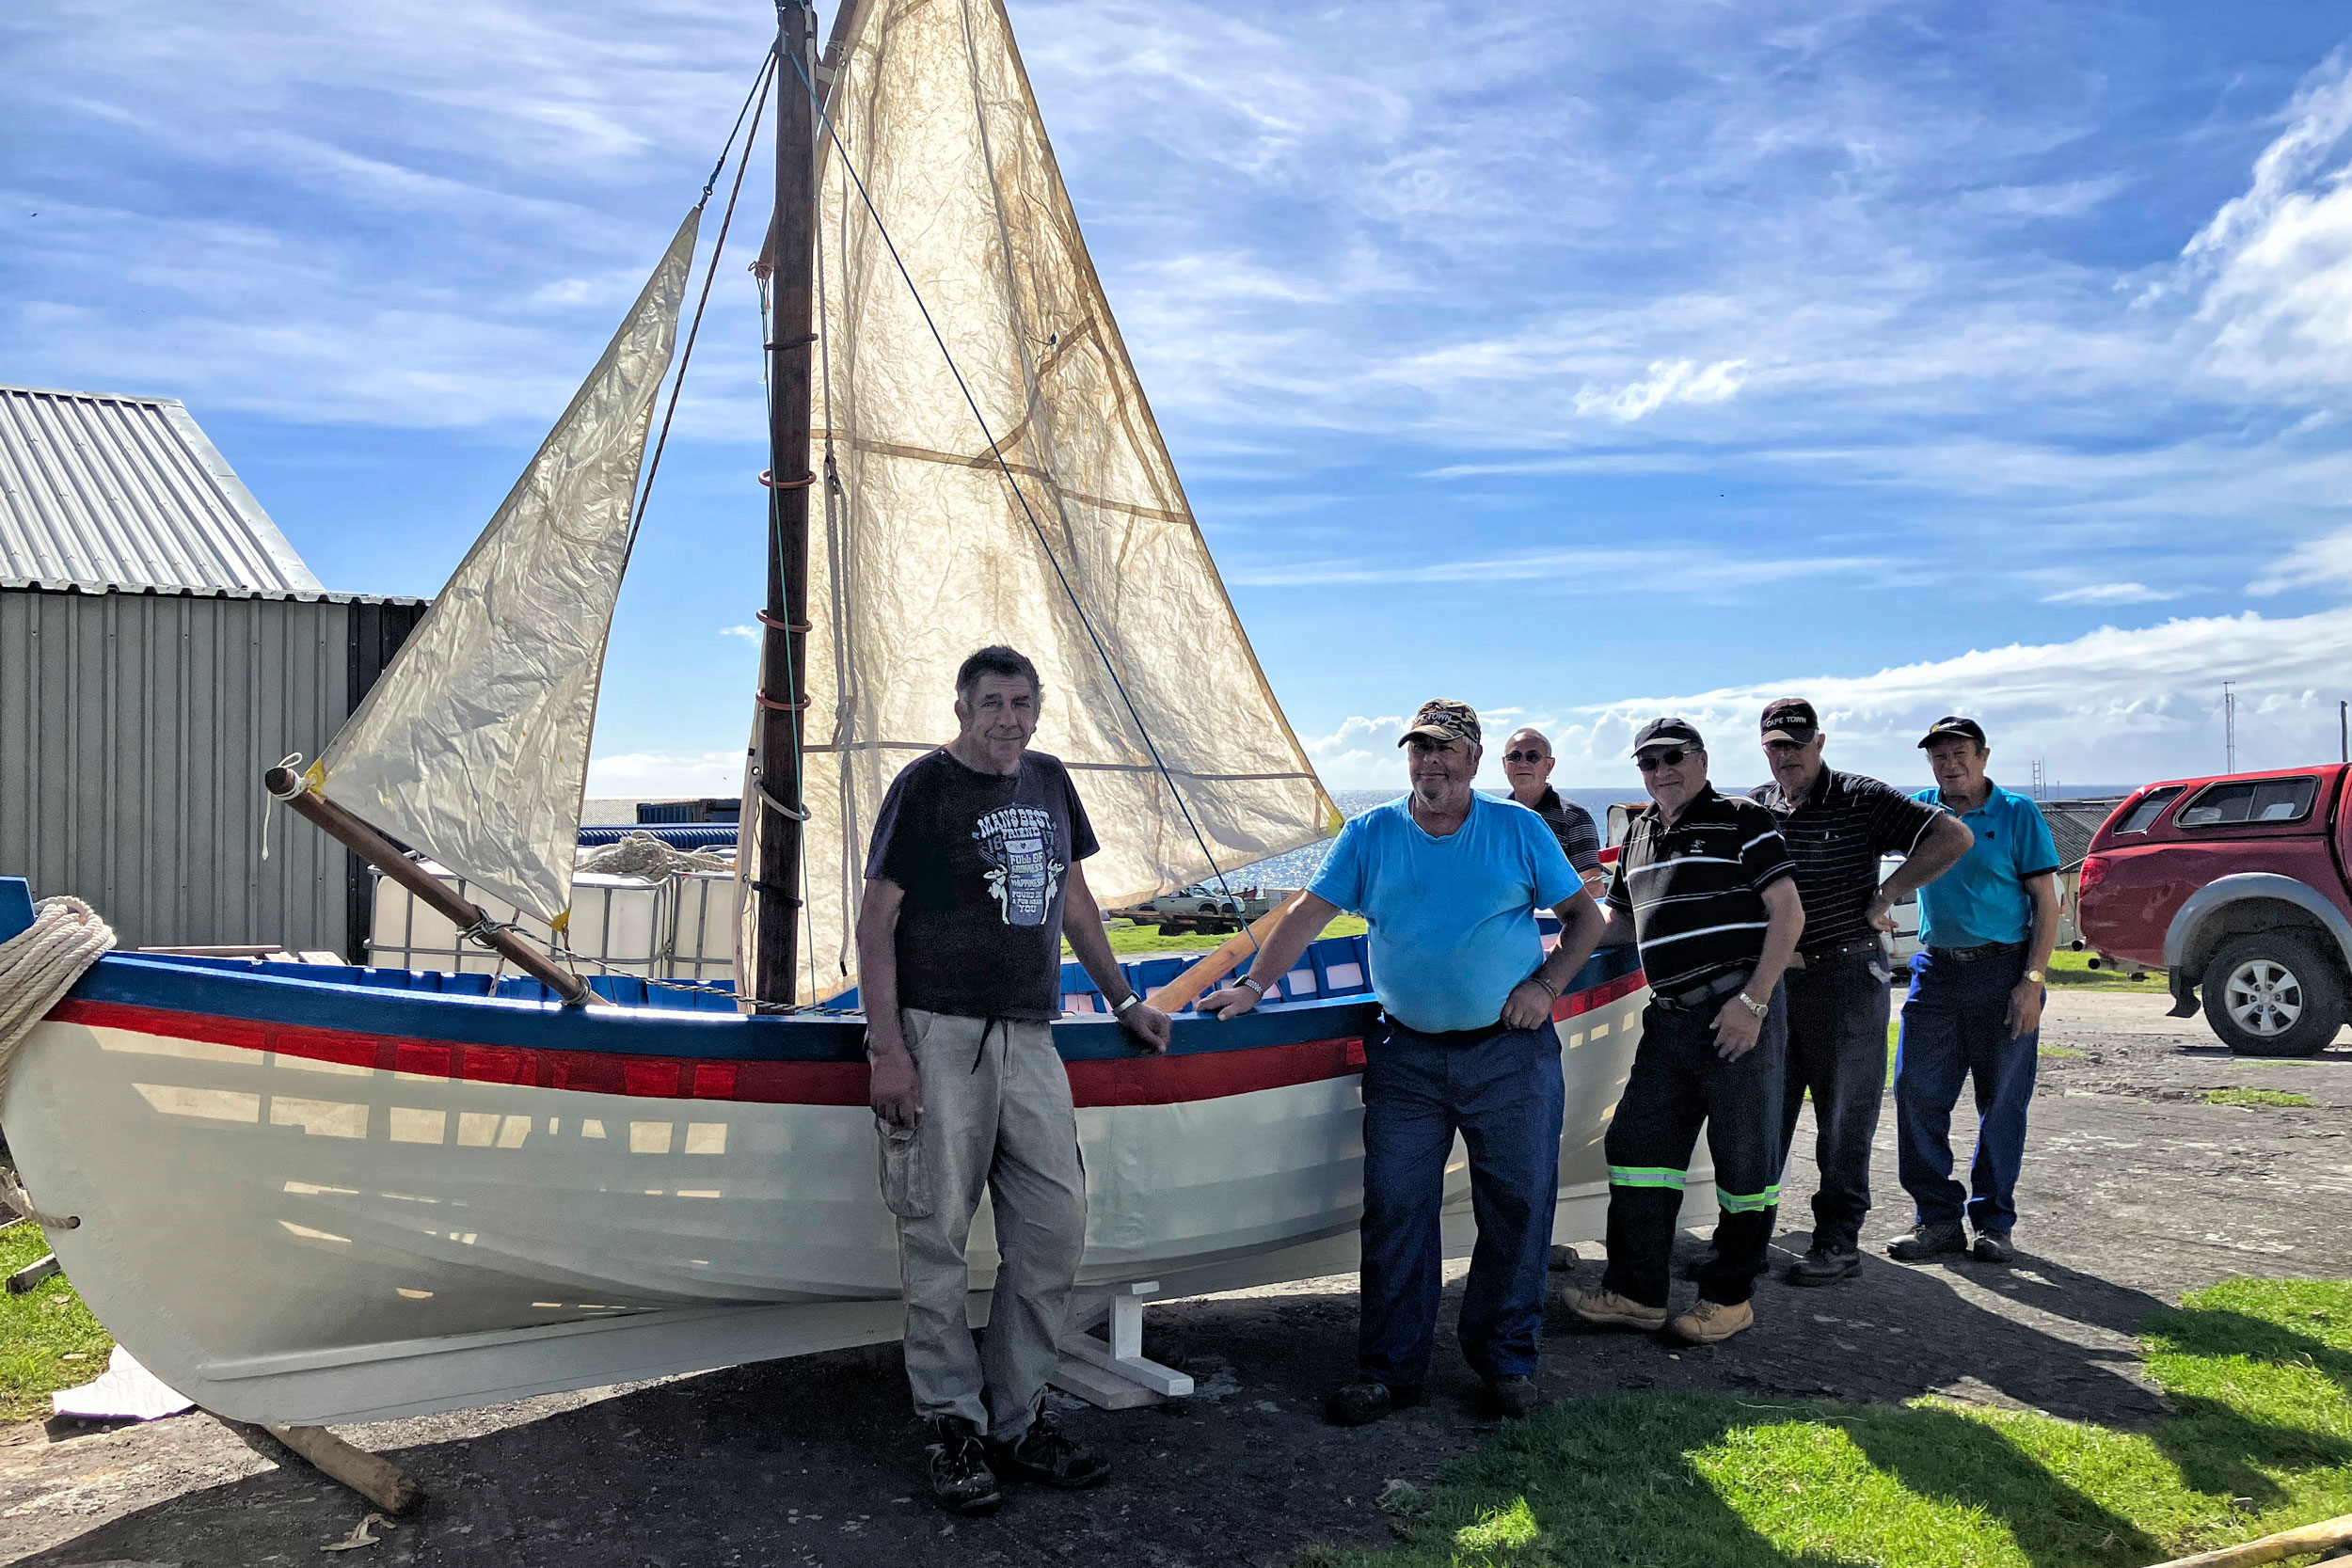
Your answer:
[1502,750,1549,764]
[1636,747,1693,771]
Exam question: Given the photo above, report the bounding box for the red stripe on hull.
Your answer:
[49,970,1645,1111]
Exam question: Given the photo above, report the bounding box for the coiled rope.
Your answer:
[0,896,115,1229]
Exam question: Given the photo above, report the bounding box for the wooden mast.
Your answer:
[753,0,819,1005]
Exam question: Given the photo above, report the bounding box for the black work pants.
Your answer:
[1600,983,1787,1309]
[1769,949,1893,1253]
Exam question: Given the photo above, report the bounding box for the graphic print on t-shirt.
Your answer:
[974,803,1064,927]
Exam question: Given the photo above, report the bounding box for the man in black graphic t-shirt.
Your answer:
[858,645,1170,1516]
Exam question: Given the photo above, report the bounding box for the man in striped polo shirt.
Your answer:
[1749,698,1972,1286]
[1560,717,1804,1344]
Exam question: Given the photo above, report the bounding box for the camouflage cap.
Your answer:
[1398,699,1482,748]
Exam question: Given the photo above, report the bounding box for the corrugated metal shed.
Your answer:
[0,583,426,956]
[0,383,322,594]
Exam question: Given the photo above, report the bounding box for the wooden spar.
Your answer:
[2139,1515,2352,1568]
[262,1424,425,1514]
[753,0,819,1006]
[262,767,593,1006]
[1145,892,1311,1013]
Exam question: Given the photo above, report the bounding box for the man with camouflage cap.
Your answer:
[1202,699,1606,1426]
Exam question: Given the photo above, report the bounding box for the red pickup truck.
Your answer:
[2076,763,2352,1057]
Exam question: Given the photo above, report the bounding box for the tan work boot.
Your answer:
[1669,1298,1755,1344]
[1557,1284,1667,1331]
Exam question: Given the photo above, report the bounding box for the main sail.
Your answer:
[739,0,1338,999]
[312,211,700,927]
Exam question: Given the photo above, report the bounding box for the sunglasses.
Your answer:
[1636,747,1693,771]
[1502,750,1549,764]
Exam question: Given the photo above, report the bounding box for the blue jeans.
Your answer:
[1358,1017,1565,1386]
[1894,948,2040,1234]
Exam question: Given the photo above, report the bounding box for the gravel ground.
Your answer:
[4,991,2347,1567]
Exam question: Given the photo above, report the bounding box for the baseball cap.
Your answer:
[1632,716,1704,754]
[1398,698,1482,748]
[1760,697,1820,746]
[1916,715,1988,748]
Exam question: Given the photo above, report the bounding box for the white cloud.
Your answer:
[719,624,761,641]
[1227,545,1879,593]
[2041,582,2179,605]
[2181,51,2352,396]
[1574,359,1748,422]
[2247,526,2352,595]
[584,750,740,799]
[1304,608,2352,790]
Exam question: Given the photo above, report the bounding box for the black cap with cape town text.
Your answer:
[1631,716,1704,754]
[1916,715,1988,748]
[1759,697,1820,745]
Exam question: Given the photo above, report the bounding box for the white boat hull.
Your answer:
[7,947,1708,1424]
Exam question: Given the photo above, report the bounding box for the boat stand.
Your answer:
[250,1422,425,1514]
[1050,1281,1194,1409]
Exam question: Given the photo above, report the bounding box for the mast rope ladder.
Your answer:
[784,42,1267,960]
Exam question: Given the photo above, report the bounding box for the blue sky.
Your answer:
[10,1,2352,797]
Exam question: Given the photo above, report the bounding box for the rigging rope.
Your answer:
[781,44,1266,957]
[621,47,777,566]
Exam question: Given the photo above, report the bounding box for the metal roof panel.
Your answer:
[0,383,323,594]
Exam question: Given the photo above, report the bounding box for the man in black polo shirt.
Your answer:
[1560,718,1804,1344]
[1748,698,1972,1285]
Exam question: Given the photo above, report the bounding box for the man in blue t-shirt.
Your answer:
[1886,716,2061,1267]
[1200,699,1606,1427]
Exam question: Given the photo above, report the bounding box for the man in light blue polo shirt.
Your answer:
[1200,698,1605,1426]
[1887,716,2060,1266]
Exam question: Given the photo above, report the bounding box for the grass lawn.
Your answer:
[2203,1088,2317,1109]
[0,1220,112,1423]
[2045,949,2167,992]
[1299,1276,2352,1568]
[1081,915,1368,959]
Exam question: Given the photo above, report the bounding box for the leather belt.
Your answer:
[1788,938,1883,972]
[1652,969,1749,1013]
[1926,940,2025,963]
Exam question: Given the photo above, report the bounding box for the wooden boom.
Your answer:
[262,766,593,1006]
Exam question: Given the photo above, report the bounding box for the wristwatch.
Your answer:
[1736,992,1769,1019]
[1235,974,1267,998]
[2024,970,2044,985]
[1113,991,1143,1015]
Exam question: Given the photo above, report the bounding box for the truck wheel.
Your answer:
[2201,933,2346,1058]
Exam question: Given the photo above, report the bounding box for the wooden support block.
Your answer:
[1047,1357,1159,1410]
[6,1253,59,1294]
[1059,1333,1193,1398]
[264,1424,425,1514]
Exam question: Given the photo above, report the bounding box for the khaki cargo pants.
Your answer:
[880,1008,1087,1441]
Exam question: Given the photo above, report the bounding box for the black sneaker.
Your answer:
[984,1409,1109,1490]
[1324,1379,1422,1427]
[1885,1221,1968,1260]
[1972,1229,2016,1264]
[1787,1243,1862,1287]
[926,1417,1004,1514]
[1483,1375,1540,1419]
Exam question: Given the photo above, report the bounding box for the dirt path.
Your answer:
[5,993,2347,1567]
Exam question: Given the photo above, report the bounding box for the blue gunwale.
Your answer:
[64,942,1644,1067]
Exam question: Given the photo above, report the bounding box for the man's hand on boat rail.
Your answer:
[1198,983,1260,1022]
[867,1039,922,1129]
[1118,1000,1173,1053]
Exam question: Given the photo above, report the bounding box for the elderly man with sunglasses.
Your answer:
[1748,698,1972,1286]
[1200,699,1606,1426]
[1560,718,1804,1344]
[1501,727,1605,895]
